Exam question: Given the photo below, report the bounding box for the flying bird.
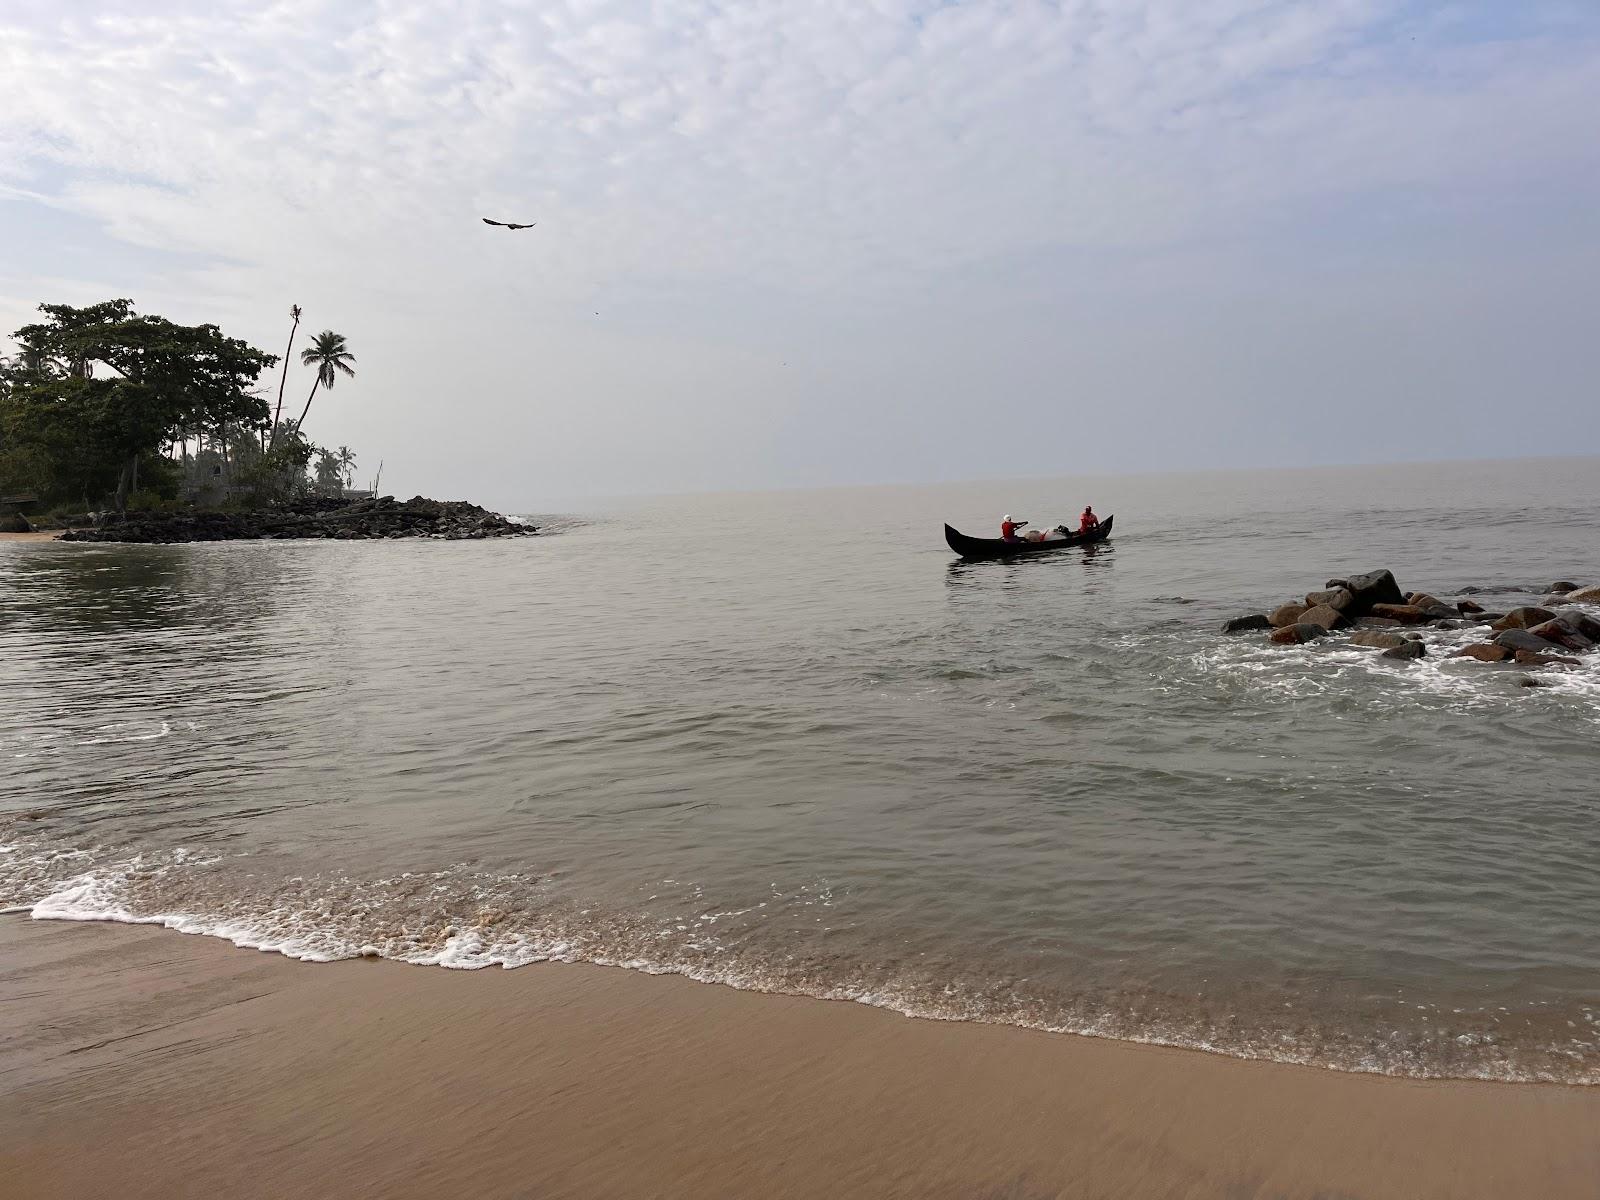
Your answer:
[482,218,536,230]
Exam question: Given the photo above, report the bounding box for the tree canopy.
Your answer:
[2,300,277,509]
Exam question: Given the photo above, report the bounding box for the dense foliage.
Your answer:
[1,300,359,514]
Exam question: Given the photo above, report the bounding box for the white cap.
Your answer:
[1003,514,1012,521]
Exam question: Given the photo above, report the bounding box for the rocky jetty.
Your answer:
[59,495,537,544]
[1223,570,1600,674]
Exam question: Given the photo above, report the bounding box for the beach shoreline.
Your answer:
[4,915,1597,1200]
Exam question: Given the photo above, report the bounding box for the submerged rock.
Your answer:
[1350,631,1409,649]
[1513,650,1580,667]
[1223,614,1272,634]
[1270,623,1327,645]
[1548,582,1580,596]
[1454,643,1514,663]
[1455,599,1485,615]
[1382,640,1427,661]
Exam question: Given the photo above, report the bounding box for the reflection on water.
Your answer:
[3,458,1600,1083]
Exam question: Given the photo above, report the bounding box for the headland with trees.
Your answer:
[0,300,532,542]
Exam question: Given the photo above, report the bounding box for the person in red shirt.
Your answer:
[1079,506,1099,533]
[1001,514,1027,541]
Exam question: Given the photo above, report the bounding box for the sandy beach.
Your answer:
[0,531,63,543]
[3,916,1596,1200]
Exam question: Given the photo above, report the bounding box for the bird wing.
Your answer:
[509,222,536,229]
[482,217,507,226]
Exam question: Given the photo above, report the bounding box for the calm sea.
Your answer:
[3,457,1598,1083]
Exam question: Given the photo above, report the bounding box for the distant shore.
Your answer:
[4,916,1598,1200]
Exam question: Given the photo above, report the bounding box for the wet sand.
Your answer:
[0,531,63,542]
[3,916,1597,1200]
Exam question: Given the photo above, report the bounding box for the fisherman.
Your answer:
[1079,506,1099,533]
[1001,514,1027,542]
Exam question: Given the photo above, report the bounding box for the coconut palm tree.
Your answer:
[267,304,302,451]
[335,445,357,491]
[295,330,355,438]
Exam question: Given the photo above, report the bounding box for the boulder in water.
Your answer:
[1490,607,1557,632]
[1565,585,1600,603]
[1270,623,1327,645]
[1268,603,1310,628]
[1494,629,1566,655]
[1343,569,1405,615]
[1223,614,1272,634]
[1382,640,1427,661]
[1526,618,1593,652]
[1305,587,1355,612]
[1548,582,1580,596]
[1553,608,1600,643]
[1455,599,1485,615]
[1299,604,1349,632]
[1369,603,1431,625]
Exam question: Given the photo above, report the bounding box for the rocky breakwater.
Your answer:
[1223,570,1600,676]
[59,495,537,544]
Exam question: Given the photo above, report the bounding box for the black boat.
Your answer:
[944,515,1114,559]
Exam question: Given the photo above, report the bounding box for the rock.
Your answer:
[1342,569,1406,615]
[1368,603,1431,625]
[1453,643,1513,662]
[1494,629,1566,655]
[1268,603,1310,628]
[1223,614,1272,634]
[57,496,540,545]
[1514,650,1580,666]
[1489,607,1557,632]
[1515,676,1548,688]
[1566,586,1600,603]
[1405,592,1447,609]
[1553,608,1600,642]
[0,513,30,533]
[1324,578,1351,591]
[1526,618,1593,652]
[1382,641,1427,661]
[1304,587,1355,612]
[1270,623,1327,646]
[1455,599,1485,615]
[1298,604,1349,632]
[1429,619,1468,630]
[1350,631,1408,649]
[1359,616,1403,628]
[1548,582,1580,595]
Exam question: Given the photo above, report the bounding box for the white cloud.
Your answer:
[1,1,1597,501]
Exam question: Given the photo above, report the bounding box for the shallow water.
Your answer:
[3,457,1599,1082]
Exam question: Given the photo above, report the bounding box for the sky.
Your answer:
[1,0,1597,509]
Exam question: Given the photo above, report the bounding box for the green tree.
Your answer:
[295,330,355,439]
[335,444,357,490]
[7,300,276,511]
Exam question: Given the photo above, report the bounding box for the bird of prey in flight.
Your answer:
[482,218,536,230]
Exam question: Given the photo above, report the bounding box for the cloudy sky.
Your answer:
[2,1,1597,507]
